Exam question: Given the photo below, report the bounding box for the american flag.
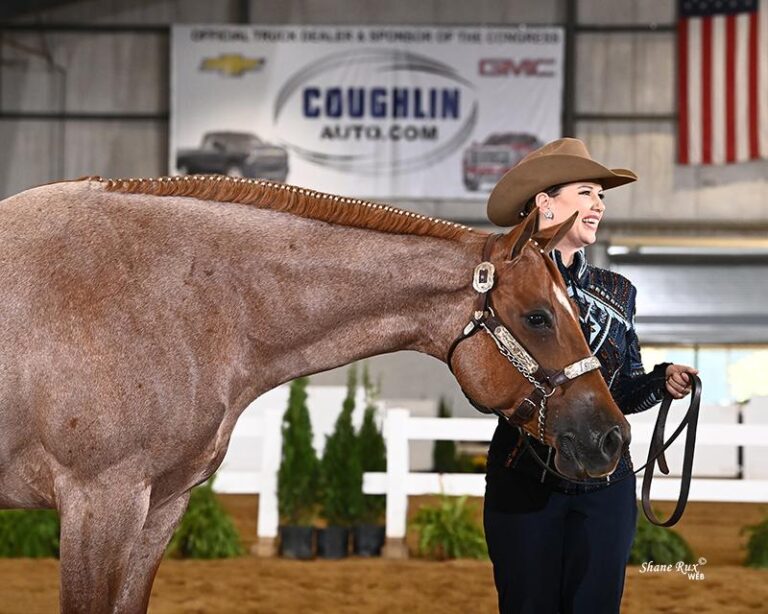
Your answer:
[678,0,768,164]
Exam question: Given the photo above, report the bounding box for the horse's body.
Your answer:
[0,176,627,613]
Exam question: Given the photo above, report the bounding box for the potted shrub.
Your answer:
[318,365,364,559]
[410,495,487,560]
[277,376,321,559]
[354,363,386,556]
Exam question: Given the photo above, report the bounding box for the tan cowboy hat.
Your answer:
[486,137,637,226]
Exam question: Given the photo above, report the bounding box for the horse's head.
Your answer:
[449,211,630,479]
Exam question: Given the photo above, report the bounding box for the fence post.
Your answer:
[253,407,283,557]
[382,408,410,559]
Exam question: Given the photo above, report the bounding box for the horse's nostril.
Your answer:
[600,425,623,459]
[558,432,577,461]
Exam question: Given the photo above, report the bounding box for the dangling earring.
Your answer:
[543,208,555,220]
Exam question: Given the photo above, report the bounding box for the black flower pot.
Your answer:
[353,524,385,557]
[279,525,315,560]
[317,525,350,559]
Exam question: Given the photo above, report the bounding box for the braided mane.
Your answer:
[90,175,475,241]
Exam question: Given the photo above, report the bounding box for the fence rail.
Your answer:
[214,400,768,557]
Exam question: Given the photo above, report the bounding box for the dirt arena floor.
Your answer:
[0,495,766,613]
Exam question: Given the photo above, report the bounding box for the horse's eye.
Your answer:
[525,311,552,329]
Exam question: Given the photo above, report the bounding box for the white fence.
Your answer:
[362,407,768,554]
[214,393,768,556]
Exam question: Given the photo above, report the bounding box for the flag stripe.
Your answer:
[678,18,690,164]
[725,14,737,162]
[712,17,726,164]
[748,10,760,158]
[701,16,713,164]
[736,12,750,162]
[760,0,768,157]
[688,18,703,165]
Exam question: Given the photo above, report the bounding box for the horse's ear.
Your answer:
[533,212,579,253]
[504,209,538,261]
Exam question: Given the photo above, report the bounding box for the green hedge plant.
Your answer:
[629,507,695,565]
[743,514,768,568]
[358,363,386,523]
[278,376,321,525]
[410,495,487,560]
[0,509,60,558]
[167,478,244,559]
[320,365,364,526]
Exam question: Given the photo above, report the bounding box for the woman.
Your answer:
[483,138,698,614]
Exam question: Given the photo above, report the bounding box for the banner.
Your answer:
[171,25,563,199]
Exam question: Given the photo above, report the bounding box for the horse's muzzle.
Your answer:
[554,422,629,479]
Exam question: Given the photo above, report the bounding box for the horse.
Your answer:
[0,175,629,613]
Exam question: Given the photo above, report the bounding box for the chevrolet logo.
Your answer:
[200,54,265,77]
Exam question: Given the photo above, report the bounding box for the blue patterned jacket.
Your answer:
[485,249,670,504]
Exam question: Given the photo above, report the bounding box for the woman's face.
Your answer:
[536,181,605,252]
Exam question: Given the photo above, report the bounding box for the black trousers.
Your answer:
[483,475,637,614]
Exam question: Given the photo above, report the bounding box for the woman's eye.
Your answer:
[525,312,551,329]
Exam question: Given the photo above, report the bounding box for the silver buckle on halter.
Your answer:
[563,356,602,380]
[473,262,495,293]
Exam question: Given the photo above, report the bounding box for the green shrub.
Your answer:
[167,479,244,559]
[629,507,695,565]
[743,514,768,568]
[433,397,459,473]
[358,363,386,524]
[411,495,487,560]
[278,376,321,525]
[0,509,60,558]
[320,365,364,526]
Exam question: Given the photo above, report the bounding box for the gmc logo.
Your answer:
[479,58,555,77]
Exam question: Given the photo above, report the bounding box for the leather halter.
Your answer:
[446,233,601,443]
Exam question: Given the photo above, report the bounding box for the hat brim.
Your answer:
[487,154,637,226]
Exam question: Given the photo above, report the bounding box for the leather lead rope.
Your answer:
[640,374,701,526]
[504,374,702,527]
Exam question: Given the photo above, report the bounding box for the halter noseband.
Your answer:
[446,233,601,443]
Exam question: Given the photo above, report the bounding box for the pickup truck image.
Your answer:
[176,131,289,182]
[462,132,542,191]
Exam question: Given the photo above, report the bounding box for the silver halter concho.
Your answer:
[446,233,602,443]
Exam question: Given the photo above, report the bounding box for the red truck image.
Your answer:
[462,132,543,191]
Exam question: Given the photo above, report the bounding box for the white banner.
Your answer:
[171,25,563,200]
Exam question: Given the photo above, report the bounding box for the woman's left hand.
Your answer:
[665,364,699,399]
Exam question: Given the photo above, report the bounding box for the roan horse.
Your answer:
[0,175,630,613]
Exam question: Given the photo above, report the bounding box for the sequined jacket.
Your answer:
[485,249,670,504]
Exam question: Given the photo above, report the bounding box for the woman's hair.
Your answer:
[519,183,566,220]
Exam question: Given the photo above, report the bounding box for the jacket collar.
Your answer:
[552,249,589,285]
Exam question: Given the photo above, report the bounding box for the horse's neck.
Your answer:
[233,212,482,388]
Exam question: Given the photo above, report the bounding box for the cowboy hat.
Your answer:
[486,137,637,226]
